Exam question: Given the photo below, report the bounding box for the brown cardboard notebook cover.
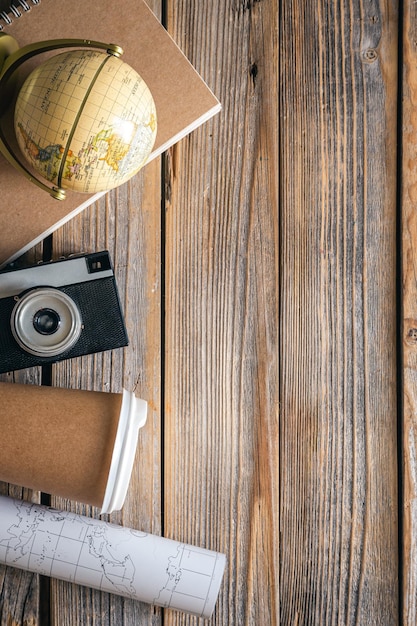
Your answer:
[0,0,220,267]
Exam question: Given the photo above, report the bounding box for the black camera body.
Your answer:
[0,251,128,373]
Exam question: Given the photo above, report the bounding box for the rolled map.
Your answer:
[0,495,226,619]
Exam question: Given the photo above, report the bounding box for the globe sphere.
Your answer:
[14,49,157,194]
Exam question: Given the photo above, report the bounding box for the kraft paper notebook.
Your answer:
[0,0,221,267]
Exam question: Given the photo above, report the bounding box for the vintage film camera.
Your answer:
[0,251,128,373]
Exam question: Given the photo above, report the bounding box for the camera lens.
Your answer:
[33,308,61,335]
[11,288,82,357]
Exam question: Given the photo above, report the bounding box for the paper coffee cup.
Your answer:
[0,382,147,513]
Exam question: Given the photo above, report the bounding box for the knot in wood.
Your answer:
[405,319,417,345]
[250,62,258,85]
[363,48,378,62]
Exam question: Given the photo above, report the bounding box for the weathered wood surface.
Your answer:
[279,1,399,625]
[3,0,415,625]
[163,1,278,624]
[402,1,417,624]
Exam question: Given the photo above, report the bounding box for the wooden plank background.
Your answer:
[280,0,400,624]
[164,2,278,624]
[6,0,417,624]
[402,1,417,624]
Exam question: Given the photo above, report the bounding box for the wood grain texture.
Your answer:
[0,0,406,624]
[280,1,399,624]
[401,2,417,624]
[164,1,278,625]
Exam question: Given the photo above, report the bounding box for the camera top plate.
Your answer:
[0,251,114,298]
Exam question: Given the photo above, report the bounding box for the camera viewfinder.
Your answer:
[86,252,112,274]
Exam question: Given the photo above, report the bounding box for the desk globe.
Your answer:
[14,48,157,194]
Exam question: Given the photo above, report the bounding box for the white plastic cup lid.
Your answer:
[100,389,147,514]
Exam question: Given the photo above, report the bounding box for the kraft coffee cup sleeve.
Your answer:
[101,389,148,514]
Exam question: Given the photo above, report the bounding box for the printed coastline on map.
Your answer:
[0,495,226,618]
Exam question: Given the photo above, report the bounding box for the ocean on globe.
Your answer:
[14,49,157,194]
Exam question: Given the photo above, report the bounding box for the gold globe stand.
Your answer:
[0,36,123,200]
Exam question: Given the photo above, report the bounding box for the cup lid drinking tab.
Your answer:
[100,389,147,514]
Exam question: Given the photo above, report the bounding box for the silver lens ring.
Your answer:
[11,288,83,357]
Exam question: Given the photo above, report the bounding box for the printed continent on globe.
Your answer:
[14,49,157,194]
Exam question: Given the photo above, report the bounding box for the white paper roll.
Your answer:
[0,495,225,619]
